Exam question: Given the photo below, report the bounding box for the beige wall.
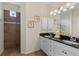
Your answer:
[21,2,48,54]
[0,3,4,55]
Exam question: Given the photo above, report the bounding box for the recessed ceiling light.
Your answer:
[63,9,67,11]
[66,3,71,7]
[60,6,64,10]
[70,6,75,9]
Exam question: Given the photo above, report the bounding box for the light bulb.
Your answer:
[70,6,75,9]
[60,6,64,10]
[66,3,71,7]
[50,11,53,15]
[54,9,58,12]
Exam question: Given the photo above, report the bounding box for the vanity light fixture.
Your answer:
[54,9,58,12]
[60,6,64,11]
[50,11,53,15]
[70,5,75,9]
[63,8,67,11]
[66,3,71,7]
[53,13,56,16]
[57,11,61,14]
[49,3,77,16]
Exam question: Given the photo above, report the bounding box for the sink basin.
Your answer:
[44,35,50,38]
[62,40,79,45]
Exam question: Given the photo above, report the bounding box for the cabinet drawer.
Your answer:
[53,47,66,56]
[53,40,79,56]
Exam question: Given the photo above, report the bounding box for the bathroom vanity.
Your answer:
[40,33,79,56]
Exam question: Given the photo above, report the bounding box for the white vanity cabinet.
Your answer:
[40,37,44,51]
[40,36,52,55]
[54,41,79,56]
[40,36,79,56]
[49,40,68,56]
[52,40,71,56]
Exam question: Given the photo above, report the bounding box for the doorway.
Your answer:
[4,10,20,52]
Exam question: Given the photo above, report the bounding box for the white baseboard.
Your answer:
[21,49,40,55]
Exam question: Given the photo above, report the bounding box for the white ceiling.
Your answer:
[8,2,67,6]
[7,2,68,10]
[6,2,22,6]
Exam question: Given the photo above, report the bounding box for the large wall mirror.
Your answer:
[60,3,79,38]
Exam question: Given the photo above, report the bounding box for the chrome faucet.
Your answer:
[70,37,76,41]
[49,33,52,38]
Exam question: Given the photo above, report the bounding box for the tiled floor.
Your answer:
[1,48,47,56]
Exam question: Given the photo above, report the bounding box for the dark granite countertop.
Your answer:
[40,35,79,49]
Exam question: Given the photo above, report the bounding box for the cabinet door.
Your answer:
[40,36,49,54]
[49,40,54,56]
[44,38,51,55]
[53,40,66,56]
[56,41,79,56]
[53,48,66,56]
[40,36,45,51]
[40,37,43,50]
[40,36,53,56]
[52,40,76,56]
[42,37,47,53]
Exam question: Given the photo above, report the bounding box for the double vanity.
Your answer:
[40,33,79,56]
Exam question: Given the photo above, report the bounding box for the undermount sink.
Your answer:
[44,35,50,38]
[62,40,79,45]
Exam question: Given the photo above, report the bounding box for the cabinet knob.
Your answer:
[62,51,67,54]
[64,52,67,54]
